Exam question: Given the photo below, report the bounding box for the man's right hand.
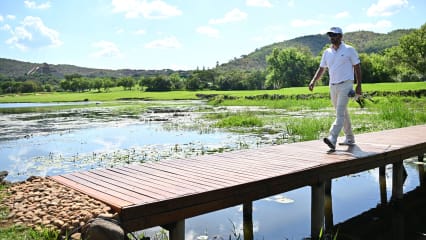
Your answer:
[308,81,315,91]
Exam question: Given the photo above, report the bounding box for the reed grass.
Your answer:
[213,112,263,128]
[285,117,333,141]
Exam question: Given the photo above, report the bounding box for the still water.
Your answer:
[0,102,424,239]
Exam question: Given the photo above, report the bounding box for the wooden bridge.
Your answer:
[50,124,426,240]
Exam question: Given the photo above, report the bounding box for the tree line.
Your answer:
[1,23,424,94]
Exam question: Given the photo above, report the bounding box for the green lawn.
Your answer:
[0,82,424,103]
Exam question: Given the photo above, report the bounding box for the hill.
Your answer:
[0,58,188,79]
[0,28,414,79]
[217,29,413,72]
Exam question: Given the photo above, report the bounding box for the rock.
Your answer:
[0,170,8,181]
[1,177,114,238]
[81,218,125,240]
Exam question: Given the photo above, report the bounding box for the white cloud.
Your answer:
[6,16,62,50]
[196,26,220,38]
[134,29,146,35]
[24,1,51,9]
[287,0,295,7]
[345,20,392,33]
[291,19,322,27]
[335,11,349,19]
[1,24,11,31]
[1,15,16,21]
[91,41,123,58]
[246,0,272,8]
[111,0,182,19]
[209,8,248,24]
[144,36,181,49]
[367,0,408,16]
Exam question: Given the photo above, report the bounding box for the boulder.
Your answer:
[81,218,125,240]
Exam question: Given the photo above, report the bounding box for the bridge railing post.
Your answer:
[324,180,333,232]
[391,161,404,201]
[163,220,185,240]
[243,201,254,240]
[379,166,387,204]
[311,181,325,240]
[419,154,425,187]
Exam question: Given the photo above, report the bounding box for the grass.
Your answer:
[0,225,59,240]
[0,82,425,239]
[205,95,426,142]
[213,112,263,128]
[0,82,424,103]
[285,117,334,142]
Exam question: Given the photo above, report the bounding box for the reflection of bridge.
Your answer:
[50,125,426,240]
[334,186,426,239]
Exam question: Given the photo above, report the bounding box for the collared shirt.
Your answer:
[319,42,360,85]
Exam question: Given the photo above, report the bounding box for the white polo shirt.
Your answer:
[320,42,360,85]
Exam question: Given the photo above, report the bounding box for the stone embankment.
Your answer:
[1,175,115,238]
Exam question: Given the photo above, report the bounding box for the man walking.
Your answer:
[308,27,362,150]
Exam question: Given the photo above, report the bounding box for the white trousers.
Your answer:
[329,80,354,142]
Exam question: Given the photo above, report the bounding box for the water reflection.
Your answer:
[0,102,424,239]
[335,186,426,240]
[0,123,250,182]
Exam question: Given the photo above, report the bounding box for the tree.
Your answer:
[92,78,104,92]
[386,23,426,80]
[185,74,201,91]
[142,75,172,91]
[103,78,115,92]
[118,77,135,90]
[266,47,314,89]
[21,80,41,93]
[246,70,266,90]
[169,73,184,90]
[359,53,394,83]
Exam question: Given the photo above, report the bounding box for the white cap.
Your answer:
[327,27,343,35]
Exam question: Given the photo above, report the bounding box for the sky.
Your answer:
[0,0,425,71]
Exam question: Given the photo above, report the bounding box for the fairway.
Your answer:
[0,82,425,103]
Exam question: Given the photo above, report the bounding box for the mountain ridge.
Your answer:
[0,28,415,79]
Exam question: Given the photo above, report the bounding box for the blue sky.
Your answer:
[0,0,425,70]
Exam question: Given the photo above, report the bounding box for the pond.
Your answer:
[0,101,424,239]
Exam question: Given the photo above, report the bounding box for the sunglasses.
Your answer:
[328,33,341,38]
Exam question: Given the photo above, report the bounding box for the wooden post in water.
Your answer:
[324,180,333,232]
[379,166,387,204]
[419,154,425,187]
[391,162,404,201]
[311,181,325,240]
[243,201,254,240]
[164,220,185,240]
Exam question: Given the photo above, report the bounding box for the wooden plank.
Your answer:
[49,124,426,232]
[95,168,202,194]
[139,162,241,186]
[126,164,231,188]
[49,175,132,211]
[156,155,306,181]
[77,171,175,200]
[63,173,149,204]
[120,166,321,230]
[113,166,214,190]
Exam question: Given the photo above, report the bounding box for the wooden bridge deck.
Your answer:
[50,125,426,235]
